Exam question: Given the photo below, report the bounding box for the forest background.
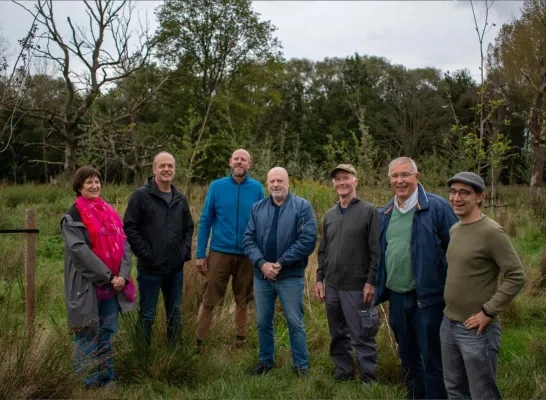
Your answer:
[0,0,545,191]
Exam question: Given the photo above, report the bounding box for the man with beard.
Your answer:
[196,149,265,349]
[375,157,458,399]
[124,151,194,345]
[243,167,317,378]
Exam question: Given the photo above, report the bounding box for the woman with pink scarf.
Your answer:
[61,166,136,388]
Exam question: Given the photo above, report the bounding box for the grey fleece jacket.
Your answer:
[317,197,380,291]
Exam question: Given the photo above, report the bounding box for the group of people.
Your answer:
[62,149,526,400]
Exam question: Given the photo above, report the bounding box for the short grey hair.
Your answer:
[388,157,418,176]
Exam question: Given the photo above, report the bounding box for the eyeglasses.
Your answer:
[448,189,473,199]
[390,172,415,180]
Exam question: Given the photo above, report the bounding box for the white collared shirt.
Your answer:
[393,187,419,214]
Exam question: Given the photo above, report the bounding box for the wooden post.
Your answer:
[24,209,36,338]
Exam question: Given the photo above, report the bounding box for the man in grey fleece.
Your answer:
[314,164,380,383]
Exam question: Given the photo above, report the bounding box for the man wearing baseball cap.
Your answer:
[441,172,525,399]
[314,164,380,383]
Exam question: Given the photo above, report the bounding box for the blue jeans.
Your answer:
[73,296,119,387]
[440,316,502,399]
[388,291,446,399]
[254,276,308,369]
[137,270,183,344]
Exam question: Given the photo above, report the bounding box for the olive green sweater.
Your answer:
[444,216,526,322]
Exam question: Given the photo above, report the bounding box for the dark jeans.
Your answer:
[388,291,446,399]
[440,316,502,400]
[137,269,183,344]
[326,287,378,380]
[73,296,119,387]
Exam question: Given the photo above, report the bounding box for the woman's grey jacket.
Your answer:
[61,205,135,334]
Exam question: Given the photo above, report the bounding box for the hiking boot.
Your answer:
[334,367,355,382]
[194,339,206,355]
[232,338,247,349]
[360,375,377,385]
[293,367,309,379]
[249,361,273,375]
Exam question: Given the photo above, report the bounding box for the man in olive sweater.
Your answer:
[442,172,526,400]
[314,164,380,383]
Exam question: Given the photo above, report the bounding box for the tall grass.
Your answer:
[1,182,545,399]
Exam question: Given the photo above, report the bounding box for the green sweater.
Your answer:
[444,216,526,322]
[385,206,416,293]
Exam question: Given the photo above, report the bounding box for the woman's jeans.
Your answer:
[73,296,119,387]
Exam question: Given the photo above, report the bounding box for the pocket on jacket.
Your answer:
[358,307,379,337]
[69,285,90,303]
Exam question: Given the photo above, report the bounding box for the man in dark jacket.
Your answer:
[314,164,380,383]
[243,167,317,378]
[123,152,194,345]
[375,157,458,399]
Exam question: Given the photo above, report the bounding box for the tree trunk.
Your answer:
[64,138,77,184]
[529,87,545,194]
[530,138,544,194]
[41,127,48,182]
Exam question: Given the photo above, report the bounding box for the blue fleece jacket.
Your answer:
[196,174,265,258]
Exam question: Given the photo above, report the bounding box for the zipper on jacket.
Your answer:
[411,209,421,307]
[336,206,344,287]
[236,184,240,252]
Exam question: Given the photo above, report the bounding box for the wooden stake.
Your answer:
[24,209,36,338]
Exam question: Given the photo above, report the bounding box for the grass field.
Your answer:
[1,181,545,399]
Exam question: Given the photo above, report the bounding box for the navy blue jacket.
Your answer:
[196,174,265,258]
[375,184,458,307]
[243,193,318,280]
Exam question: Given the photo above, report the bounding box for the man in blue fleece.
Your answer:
[196,149,265,349]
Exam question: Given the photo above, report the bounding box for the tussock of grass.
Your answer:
[0,323,77,399]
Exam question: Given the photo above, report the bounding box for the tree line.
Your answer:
[0,0,545,191]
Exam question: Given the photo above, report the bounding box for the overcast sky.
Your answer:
[0,1,524,81]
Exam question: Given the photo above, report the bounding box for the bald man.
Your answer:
[196,149,265,349]
[243,167,317,378]
[124,151,194,345]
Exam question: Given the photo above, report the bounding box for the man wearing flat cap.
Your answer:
[314,164,380,383]
[441,172,525,400]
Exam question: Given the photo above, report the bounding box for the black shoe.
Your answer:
[250,361,273,375]
[194,339,205,355]
[360,375,376,384]
[334,367,354,382]
[293,367,309,379]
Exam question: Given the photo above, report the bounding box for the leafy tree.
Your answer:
[491,0,546,191]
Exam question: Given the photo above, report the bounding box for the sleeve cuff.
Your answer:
[257,259,266,268]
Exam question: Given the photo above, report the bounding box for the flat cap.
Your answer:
[330,164,357,178]
[447,172,485,193]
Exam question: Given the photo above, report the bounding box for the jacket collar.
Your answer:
[383,183,429,214]
[146,176,181,198]
[335,196,360,208]
[269,191,292,207]
[228,172,251,184]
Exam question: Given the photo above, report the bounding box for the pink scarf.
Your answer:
[75,196,135,302]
